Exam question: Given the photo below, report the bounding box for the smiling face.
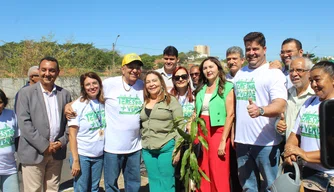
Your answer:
[245,41,267,69]
[227,53,244,75]
[202,60,219,84]
[280,42,303,68]
[39,60,59,87]
[122,61,142,85]
[145,73,162,98]
[173,69,189,90]
[163,55,179,74]
[310,68,334,101]
[289,58,310,89]
[84,77,100,100]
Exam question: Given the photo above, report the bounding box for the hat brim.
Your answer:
[125,60,143,66]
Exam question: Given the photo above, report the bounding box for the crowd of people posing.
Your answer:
[1,31,334,192]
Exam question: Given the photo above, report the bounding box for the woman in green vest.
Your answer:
[194,57,235,192]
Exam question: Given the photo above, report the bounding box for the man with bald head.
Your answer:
[276,57,314,140]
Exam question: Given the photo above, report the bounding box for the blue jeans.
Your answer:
[104,150,141,192]
[0,173,20,192]
[236,143,280,192]
[70,154,104,192]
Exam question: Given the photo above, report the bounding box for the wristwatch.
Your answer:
[259,107,265,116]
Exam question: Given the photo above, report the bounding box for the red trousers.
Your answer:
[196,115,230,192]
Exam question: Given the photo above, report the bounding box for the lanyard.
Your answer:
[89,101,103,128]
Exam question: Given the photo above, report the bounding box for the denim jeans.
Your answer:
[0,173,20,192]
[236,143,280,192]
[69,154,104,192]
[104,150,141,192]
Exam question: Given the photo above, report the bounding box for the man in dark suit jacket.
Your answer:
[16,57,71,192]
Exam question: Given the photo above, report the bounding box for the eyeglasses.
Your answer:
[289,68,309,74]
[173,74,189,81]
[190,73,200,77]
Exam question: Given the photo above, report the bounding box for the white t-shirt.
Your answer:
[103,76,144,154]
[234,63,287,146]
[292,97,334,176]
[0,109,19,175]
[68,98,105,157]
[177,94,195,118]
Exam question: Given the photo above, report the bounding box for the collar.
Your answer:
[39,83,57,94]
[288,84,314,97]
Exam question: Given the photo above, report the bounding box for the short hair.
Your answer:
[170,66,194,103]
[226,46,244,58]
[27,66,39,78]
[282,38,303,50]
[80,72,105,104]
[163,46,178,58]
[243,32,266,47]
[190,65,200,71]
[143,70,171,105]
[0,89,8,108]
[39,56,59,71]
[311,61,334,77]
[291,56,313,70]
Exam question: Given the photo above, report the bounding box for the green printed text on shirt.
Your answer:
[85,110,106,131]
[0,124,15,148]
[236,78,256,101]
[300,112,320,139]
[117,94,143,115]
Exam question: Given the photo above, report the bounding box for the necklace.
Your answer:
[122,77,131,92]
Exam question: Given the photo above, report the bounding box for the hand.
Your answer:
[276,113,287,134]
[218,140,226,156]
[51,141,62,152]
[172,150,181,165]
[65,103,77,120]
[44,144,56,155]
[284,145,306,160]
[269,60,283,70]
[247,98,260,118]
[71,160,81,177]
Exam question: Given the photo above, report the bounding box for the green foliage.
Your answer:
[172,116,210,191]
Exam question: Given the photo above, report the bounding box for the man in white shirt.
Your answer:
[226,46,245,82]
[270,38,304,88]
[189,65,200,89]
[233,32,287,191]
[276,57,314,139]
[103,53,144,192]
[156,46,179,91]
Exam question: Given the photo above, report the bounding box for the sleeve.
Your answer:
[16,89,49,154]
[12,111,19,138]
[268,69,288,101]
[67,100,80,127]
[58,90,72,147]
[170,97,183,141]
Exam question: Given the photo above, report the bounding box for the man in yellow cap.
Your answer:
[66,53,144,191]
[103,53,144,192]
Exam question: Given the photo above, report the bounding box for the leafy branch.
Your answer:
[172,116,210,191]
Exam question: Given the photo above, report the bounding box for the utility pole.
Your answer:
[112,35,120,69]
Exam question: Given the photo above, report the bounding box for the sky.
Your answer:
[0,0,333,61]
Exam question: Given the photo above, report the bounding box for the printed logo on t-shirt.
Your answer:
[235,78,256,101]
[183,103,195,118]
[0,124,15,148]
[300,112,319,139]
[85,110,106,131]
[117,94,143,115]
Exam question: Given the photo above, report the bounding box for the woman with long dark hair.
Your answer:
[194,57,235,192]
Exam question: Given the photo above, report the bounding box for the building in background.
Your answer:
[194,45,210,58]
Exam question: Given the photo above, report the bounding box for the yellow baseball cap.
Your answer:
[122,53,144,66]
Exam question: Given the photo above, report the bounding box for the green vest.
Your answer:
[195,81,233,126]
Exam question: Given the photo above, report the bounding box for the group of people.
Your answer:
[0,31,333,192]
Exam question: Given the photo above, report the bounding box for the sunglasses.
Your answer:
[173,74,189,81]
[190,72,200,77]
[30,74,39,78]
